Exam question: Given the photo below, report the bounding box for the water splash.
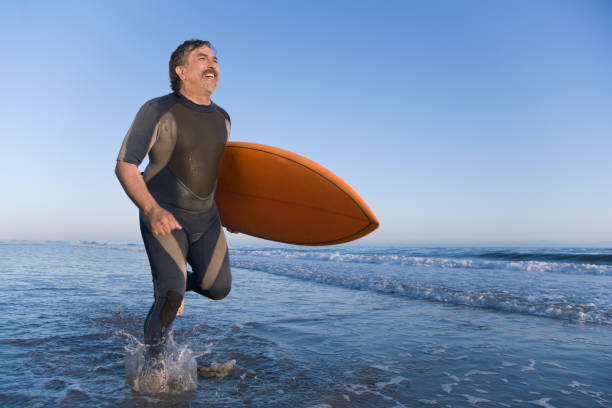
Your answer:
[118,332,198,395]
[198,360,236,379]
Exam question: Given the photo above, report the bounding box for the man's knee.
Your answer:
[208,269,231,300]
[160,290,183,328]
[208,285,231,301]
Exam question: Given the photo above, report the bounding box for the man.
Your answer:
[115,40,231,357]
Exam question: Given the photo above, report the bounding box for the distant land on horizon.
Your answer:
[2,238,611,249]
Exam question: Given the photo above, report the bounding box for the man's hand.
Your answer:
[145,205,183,235]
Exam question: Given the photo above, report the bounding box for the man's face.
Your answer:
[179,45,219,95]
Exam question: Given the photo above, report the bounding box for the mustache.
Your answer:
[202,68,218,77]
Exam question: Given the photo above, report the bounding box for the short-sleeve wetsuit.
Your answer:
[118,92,232,349]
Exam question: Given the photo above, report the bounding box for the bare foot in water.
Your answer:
[138,360,167,394]
[176,298,184,316]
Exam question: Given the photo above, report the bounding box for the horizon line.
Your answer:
[2,238,611,248]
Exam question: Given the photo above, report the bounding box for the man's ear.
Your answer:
[175,65,185,81]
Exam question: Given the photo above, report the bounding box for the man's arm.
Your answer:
[114,161,182,235]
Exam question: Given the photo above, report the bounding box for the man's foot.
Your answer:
[137,348,166,391]
[177,298,184,317]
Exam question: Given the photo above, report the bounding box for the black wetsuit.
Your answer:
[118,92,231,349]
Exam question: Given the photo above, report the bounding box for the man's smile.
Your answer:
[203,69,217,79]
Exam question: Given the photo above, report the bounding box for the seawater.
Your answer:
[0,242,610,407]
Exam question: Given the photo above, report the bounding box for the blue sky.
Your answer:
[1,0,610,245]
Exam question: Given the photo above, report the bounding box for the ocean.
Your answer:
[0,242,610,407]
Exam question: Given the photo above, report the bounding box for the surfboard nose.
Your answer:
[216,142,379,245]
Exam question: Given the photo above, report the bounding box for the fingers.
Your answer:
[156,216,180,235]
[148,208,183,235]
[169,216,183,231]
[152,218,172,235]
[153,220,180,235]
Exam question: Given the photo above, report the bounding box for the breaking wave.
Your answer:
[232,259,612,326]
[230,248,612,276]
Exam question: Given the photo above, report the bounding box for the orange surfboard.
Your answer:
[215,142,379,245]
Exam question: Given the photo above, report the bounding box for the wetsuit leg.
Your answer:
[139,212,188,348]
[186,207,232,300]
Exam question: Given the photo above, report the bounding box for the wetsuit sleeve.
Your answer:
[117,96,176,165]
[216,105,231,141]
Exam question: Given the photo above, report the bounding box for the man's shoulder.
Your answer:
[139,93,180,114]
[213,103,231,124]
[130,93,180,127]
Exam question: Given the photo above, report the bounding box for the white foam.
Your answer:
[417,399,439,405]
[375,376,410,389]
[543,361,567,369]
[345,383,370,396]
[446,355,469,360]
[465,370,498,377]
[569,380,591,388]
[444,372,460,382]
[230,248,612,276]
[71,241,145,252]
[60,383,92,404]
[198,360,236,379]
[521,359,536,372]
[441,383,458,394]
[577,389,607,399]
[345,382,408,407]
[231,259,612,325]
[121,332,198,395]
[371,363,400,373]
[424,345,448,355]
[461,394,490,404]
[528,397,556,408]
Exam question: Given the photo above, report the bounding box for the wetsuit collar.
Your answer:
[175,92,216,113]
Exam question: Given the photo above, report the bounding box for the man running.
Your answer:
[115,40,231,357]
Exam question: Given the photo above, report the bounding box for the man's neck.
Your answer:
[179,87,212,106]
